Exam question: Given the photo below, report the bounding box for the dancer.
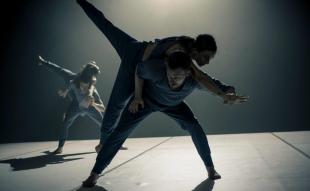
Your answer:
[82,51,248,187]
[77,0,236,153]
[37,55,105,154]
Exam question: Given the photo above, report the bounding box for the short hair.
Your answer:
[166,51,192,70]
[75,61,100,87]
[193,34,217,53]
[82,61,100,75]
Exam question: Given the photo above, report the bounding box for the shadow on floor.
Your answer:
[73,185,108,191]
[71,179,214,191]
[0,151,95,171]
[192,178,215,191]
[72,178,215,191]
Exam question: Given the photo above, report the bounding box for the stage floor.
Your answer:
[0,131,309,191]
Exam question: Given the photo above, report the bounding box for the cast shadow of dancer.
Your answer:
[0,151,95,171]
[73,185,108,191]
[71,178,215,191]
[192,178,215,191]
[71,178,214,191]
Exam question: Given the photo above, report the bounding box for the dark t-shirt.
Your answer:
[147,36,234,94]
[148,37,179,59]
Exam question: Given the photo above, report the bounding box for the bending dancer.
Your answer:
[76,0,237,153]
[37,55,105,154]
[82,51,248,187]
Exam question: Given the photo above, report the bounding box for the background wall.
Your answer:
[1,0,309,143]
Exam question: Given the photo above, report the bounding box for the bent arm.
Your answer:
[134,66,144,99]
[191,64,235,94]
[91,88,105,112]
[92,102,105,112]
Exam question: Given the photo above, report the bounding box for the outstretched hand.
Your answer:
[128,98,144,113]
[37,55,47,66]
[57,89,68,98]
[223,93,249,105]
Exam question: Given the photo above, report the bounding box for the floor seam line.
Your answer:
[270,132,310,160]
[100,137,174,176]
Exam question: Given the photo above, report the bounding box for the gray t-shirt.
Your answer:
[68,82,103,109]
[137,59,199,107]
[42,61,103,110]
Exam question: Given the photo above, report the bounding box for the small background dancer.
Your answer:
[37,55,105,154]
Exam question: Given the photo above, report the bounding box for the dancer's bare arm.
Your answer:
[191,64,248,104]
[129,67,145,113]
[91,88,105,112]
[57,89,69,98]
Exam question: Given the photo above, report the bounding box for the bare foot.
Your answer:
[82,172,99,188]
[207,167,221,180]
[52,147,63,154]
[95,144,102,153]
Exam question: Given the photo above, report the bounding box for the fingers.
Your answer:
[129,99,145,113]
[129,102,143,114]
[37,55,43,65]
[37,55,47,66]
[234,97,249,104]
[131,106,137,113]
[237,95,249,103]
[224,94,249,105]
[140,101,144,109]
[129,102,138,114]
[128,102,134,113]
[57,90,65,97]
[38,55,44,62]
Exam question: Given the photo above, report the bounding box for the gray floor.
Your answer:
[0,131,309,191]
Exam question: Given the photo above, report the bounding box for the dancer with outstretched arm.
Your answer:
[37,55,105,154]
[81,51,248,187]
[76,0,238,153]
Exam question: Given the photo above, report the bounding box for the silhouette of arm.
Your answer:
[191,64,235,94]
[37,55,76,84]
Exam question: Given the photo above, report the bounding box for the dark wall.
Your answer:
[1,0,309,143]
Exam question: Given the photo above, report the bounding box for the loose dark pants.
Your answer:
[58,105,103,147]
[92,99,214,174]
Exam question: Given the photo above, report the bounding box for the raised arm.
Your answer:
[37,55,76,83]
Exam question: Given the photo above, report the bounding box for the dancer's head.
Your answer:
[165,51,192,89]
[75,61,100,92]
[178,34,217,66]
